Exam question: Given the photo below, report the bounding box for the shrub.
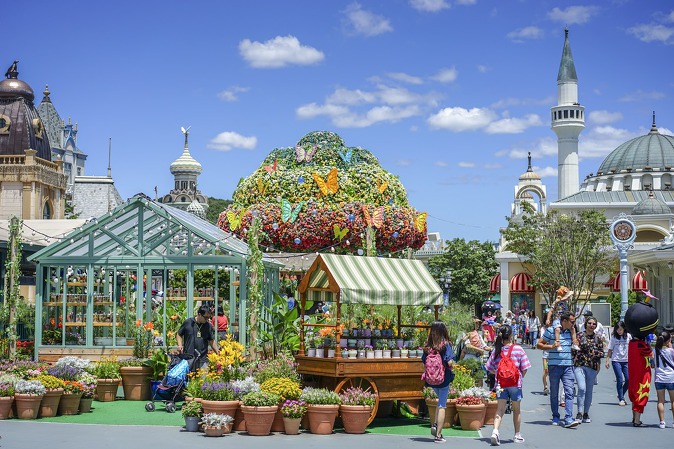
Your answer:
[36,374,66,390]
[241,391,281,407]
[181,400,203,418]
[451,366,474,392]
[260,377,301,401]
[55,356,92,372]
[251,352,299,384]
[300,387,341,405]
[93,356,121,379]
[457,358,484,383]
[0,360,45,379]
[0,382,14,397]
[338,387,376,407]
[47,364,82,381]
[200,380,234,401]
[281,399,307,418]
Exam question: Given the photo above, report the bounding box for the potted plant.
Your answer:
[36,374,65,417]
[260,376,303,431]
[455,392,486,430]
[120,320,155,401]
[14,379,46,419]
[229,376,260,431]
[381,340,392,358]
[200,380,238,418]
[280,399,307,435]
[364,345,375,359]
[339,386,376,434]
[200,412,234,437]
[93,356,121,402]
[301,387,341,435]
[241,391,281,436]
[181,400,203,432]
[59,380,84,415]
[457,357,485,387]
[145,350,169,397]
[78,375,97,413]
[391,346,401,358]
[484,390,498,425]
[0,382,14,420]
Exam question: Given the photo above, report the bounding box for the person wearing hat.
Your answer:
[546,287,580,352]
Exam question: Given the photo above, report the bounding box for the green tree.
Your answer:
[427,238,498,305]
[206,198,232,225]
[500,203,615,311]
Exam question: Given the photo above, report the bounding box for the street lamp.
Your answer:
[439,269,451,306]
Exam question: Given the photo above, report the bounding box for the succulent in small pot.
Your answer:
[200,412,233,429]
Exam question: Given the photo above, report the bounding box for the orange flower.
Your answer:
[143,322,154,330]
[136,319,142,327]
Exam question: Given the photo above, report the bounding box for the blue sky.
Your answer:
[7,1,674,243]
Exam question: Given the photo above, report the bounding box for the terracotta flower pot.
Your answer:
[201,399,239,420]
[456,403,485,431]
[15,393,44,420]
[340,404,372,434]
[484,400,498,425]
[0,396,13,419]
[446,399,459,427]
[241,405,278,436]
[39,388,63,418]
[283,417,302,435]
[307,404,339,435]
[271,402,285,432]
[58,392,82,415]
[120,366,152,401]
[95,378,120,402]
[79,397,94,413]
[233,402,246,431]
[203,425,225,437]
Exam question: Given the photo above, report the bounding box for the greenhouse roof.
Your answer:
[29,194,279,265]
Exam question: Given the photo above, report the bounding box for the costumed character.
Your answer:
[624,296,659,426]
[482,300,498,343]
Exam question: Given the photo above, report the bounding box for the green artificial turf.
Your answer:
[37,400,480,438]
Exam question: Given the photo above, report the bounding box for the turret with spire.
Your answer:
[552,28,585,200]
[162,127,209,215]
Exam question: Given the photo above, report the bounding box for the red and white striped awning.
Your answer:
[489,273,501,293]
[510,272,535,293]
[632,271,648,292]
[611,275,621,292]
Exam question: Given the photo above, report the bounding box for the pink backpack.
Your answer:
[422,348,446,385]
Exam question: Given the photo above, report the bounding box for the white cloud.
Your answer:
[387,72,424,85]
[409,0,449,13]
[498,137,558,159]
[326,88,378,106]
[458,161,475,168]
[207,131,257,152]
[434,161,448,167]
[477,64,491,73]
[483,163,502,169]
[428,107,496,132]
[628,24,674,44]
[296,103,351,120]
[431,67,458,83]
[343,3,393,36]
[533,166,558,178]
[486,114,542,134]
[239,35,325,68]
[217,86,249,102]
[456,0,477,4]
[547,6,599,25]
[659,126,673,135]
[588,110,623,124]
[507,26,544,42]
[490,96,554,109]
[579,126,637,158]
[397,159,412,166]
[618,89,666,102]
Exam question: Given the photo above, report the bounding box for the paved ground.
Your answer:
[1,347,672,448]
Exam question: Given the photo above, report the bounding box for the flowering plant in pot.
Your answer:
[251,352,300,384]
[15,380,46,395]
[301,387,341,435]
[339,386,376,407]
[47,364,82,381]
[14,380,45,419]
[0,382,14,420]
[229,376,260,400]
[459,387,491,401]
[422,386,438,400]
[339,386,376,434]
[93,356,121,379]
[455,392,486,431]
[260,377,301,401]
[280,399,307,435]
[37,374,65,390]
[63,380,84,395]
[455,395,483,406]
[241,390,281,407]
[181,400,202,432]
[200,380,235,401]
[241,391,281,436]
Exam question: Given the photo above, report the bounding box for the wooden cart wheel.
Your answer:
[335,377,379,425]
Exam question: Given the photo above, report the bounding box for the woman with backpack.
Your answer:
[654,330,674,429]
[422,321,455,444]
[485,325,531,446]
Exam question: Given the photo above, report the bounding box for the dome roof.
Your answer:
[0,78,34,102]
[519,152,541,181]
[186,200,206,219]
[632,191,671,215]
[597,117,674,174]
[170,129,202,174]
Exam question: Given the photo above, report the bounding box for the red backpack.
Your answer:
[496,345,521,388]
[422,348,446,385]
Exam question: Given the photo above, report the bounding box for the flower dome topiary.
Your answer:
[218,131,427,253]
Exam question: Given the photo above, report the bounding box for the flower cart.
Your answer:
[296,254,442,424]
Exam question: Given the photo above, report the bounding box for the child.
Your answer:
[546,287,579,351]
[483,311,497,343]
[422,321,455,444]
[654,330,674,429]
[486,325,531,445]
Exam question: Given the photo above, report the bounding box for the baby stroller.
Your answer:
[145,351,200,413]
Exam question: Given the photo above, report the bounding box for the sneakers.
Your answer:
[513,433,525,443]
[551,418,560,426]
[618,400,626,406]
[563,418,580,428]
[556,345,562,351]
[490,431,500,446]
[582,414,591,423]
[560,401,565,407]
[659,421,666,429]
[571,344,580,351]
[434,435,446,444]
[431,423,437,437]
[575,413,583,421]
[543,388,549,396]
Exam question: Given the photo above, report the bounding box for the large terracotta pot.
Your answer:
[79,397,94,413]
[95,378,120,402]
[39,388,63,417]
[201,399,239,420]
[241,405,278,436]
[120,366,152,401]
[283,417,301,435]
[446,399,459,427]
[307,404,339,435]
[0,396,13,419]
[484,400,498,425]
[15,393,44,419]
[58,392,82,415]
[271,402,285,432]
[233,402,246,431]
[456,403,485,431]
[340,405,372,434]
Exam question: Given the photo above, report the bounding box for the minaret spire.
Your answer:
[527,152,533,172]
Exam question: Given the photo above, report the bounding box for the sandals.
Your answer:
[632,420,644,427]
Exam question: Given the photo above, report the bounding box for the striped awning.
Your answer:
[298,254,443,306]
[489,273,501,293]
[510,272,535,293]
[611,275,621,292]
[632,271,648,291]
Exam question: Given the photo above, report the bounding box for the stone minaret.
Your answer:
[552,28,584,200]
